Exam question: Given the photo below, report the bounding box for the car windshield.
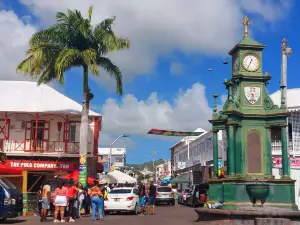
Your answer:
[0,178,16,190]
[109,189,132,194]
[157,187,172,192]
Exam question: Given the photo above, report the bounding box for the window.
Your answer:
[133,189,139,195]
[69,124,76,142]
[110,189,132,194]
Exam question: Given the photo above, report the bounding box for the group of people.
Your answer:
[138,180,157,216]
[37,179,109,223]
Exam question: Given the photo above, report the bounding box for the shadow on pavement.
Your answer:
[0,219,27,224]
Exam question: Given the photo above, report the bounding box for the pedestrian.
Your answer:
[83,183,91,216]
[139,190,146,216]
[41,181,51,222]
[147,180,157,215]
[105,182,111,193]
[99,180,108,216]
[66,180,77,222]
[88,181,104,223]
[53,181,68,223]
[76,182,84,218]
[35,185,43,217]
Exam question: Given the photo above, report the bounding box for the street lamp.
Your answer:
[109,134,129,170]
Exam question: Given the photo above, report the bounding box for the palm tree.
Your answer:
[17,6,130,185]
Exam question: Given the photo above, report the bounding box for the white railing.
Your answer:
[271,140,294,155]
[0,139,87,155]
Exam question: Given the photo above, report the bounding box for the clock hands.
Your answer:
[247,58,253,69]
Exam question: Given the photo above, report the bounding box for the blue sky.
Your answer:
[0,0,299,164]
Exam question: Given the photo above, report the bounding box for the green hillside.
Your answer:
[126,159,165,171]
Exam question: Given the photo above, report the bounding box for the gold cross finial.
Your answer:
[242,15,252,37]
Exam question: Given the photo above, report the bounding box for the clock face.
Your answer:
[233,57,239,72]
[242,54,260,72]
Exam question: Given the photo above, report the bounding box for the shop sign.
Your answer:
[177,162,186,170]
[4,160,77,171]
[273,157,300,167]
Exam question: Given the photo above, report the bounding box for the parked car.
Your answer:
[156,186,175,205]
[186,183,209,208]
[178,189,189,205]
[104,187,140,215]
[0,178,23,222]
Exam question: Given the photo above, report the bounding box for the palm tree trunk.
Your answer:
[79,65,89,187]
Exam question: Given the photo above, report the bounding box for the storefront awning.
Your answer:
[171,175,191,184]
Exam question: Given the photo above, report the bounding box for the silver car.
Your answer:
[155,186,175,205]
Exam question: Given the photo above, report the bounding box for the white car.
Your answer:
[104,187,140,215]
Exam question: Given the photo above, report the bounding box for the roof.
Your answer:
[0,81,99,116]
[270,88,300,112]
[228,36,265,55]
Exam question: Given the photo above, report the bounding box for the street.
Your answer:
[2,205,198,225]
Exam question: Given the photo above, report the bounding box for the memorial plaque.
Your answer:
[247,130,262,173]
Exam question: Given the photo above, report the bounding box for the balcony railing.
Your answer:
[0,139,86,155]
[271,140,300,155]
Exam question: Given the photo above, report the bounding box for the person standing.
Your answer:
[99,181,108,217]
[66,180,77,222]
[148,181,157,215]
[76,182,84,218]
[53,181,68,223]
[88,182,104,223]
[41,181,51,222]
[35,185,42,217]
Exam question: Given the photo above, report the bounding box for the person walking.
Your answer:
[53,181,68,223]
[41,181,51,222]
[88,181,104,223]
[147,181,157,215]
[66,180,77,222]
[76,182,84,219]
[35,185,42,217]
[99,181,108,216]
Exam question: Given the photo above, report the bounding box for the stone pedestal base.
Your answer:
[208,178,297,210]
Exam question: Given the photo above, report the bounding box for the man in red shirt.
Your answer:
[67,180,77,222]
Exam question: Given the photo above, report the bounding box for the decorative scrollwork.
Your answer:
[263,97,273,110]
[235,96,241,108]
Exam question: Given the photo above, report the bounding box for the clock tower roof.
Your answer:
[228,36,265,55]
[228,15,265,55]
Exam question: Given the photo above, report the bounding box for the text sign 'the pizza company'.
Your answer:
[5,160,76,171]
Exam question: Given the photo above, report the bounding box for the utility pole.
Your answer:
[152,151,156,181]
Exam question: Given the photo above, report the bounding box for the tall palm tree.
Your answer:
[17,6,130,184]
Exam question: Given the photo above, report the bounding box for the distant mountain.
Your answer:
[126,159,165,171]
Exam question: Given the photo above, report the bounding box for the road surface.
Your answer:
[3,205,199,225]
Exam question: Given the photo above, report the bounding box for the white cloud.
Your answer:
[16,0,292,87]
[170,62,184,75]
[100,82,211,137]
[0,10,36,80]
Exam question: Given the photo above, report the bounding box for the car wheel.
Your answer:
[132,204,138,215]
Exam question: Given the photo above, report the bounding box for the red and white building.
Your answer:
[0,81,102,180]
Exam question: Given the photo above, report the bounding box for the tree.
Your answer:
[17,6,130,185]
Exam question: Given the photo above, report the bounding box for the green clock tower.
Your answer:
[208,16,297,210]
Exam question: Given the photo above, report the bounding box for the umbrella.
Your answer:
[98,174,118,184]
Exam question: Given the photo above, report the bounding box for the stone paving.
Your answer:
[3,205,198,225]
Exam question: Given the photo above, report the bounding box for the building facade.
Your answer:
[155,160,171,180]
[98,147,126,172]
[0,81,101,192]
[270,89,300,161]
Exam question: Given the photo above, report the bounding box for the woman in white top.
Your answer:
[76,182,84,218]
